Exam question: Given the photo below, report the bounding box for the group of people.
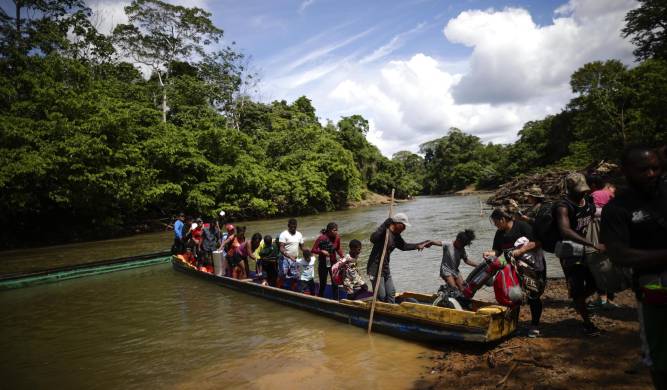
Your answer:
[488,145,666,388]
[171,145,666,389]
[172,217,369,299]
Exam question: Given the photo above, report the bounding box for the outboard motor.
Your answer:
[432,285,468,310]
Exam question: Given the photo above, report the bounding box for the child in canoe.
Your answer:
[334,239,368,300]
[297,249,316,295]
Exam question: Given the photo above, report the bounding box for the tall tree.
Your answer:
[112,0,223,122]
[568,60,634,161]
[622,0,667,61]
[0,0,105,61]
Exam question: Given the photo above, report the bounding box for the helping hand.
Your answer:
[594,243,606,253]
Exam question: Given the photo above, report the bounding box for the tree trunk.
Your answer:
[162,90,167,123]
[156,70,167,123]
[14,0,21,50]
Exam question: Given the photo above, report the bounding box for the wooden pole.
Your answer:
[367,189,394,334]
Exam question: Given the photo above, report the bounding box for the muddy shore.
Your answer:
[414,279,652,389]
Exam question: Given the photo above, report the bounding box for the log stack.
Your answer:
[486,161,620,206]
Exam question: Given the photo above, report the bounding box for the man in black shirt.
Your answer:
[601,146,667,389]
[555,173,603,335]
[366,213,429,304]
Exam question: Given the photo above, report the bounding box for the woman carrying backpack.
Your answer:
[484,206,546,337]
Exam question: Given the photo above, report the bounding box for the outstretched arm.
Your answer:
[463,257,480,268]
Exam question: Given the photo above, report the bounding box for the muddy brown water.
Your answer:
[0,196,563,388]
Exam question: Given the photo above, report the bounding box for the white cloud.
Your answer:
[87,0,214,35]
[444,0,636,104]
[259,0,639,157]
[87,0,130,35]
[326,54,553,155]
[282,28,374,73]
[299,0,316,14]
[359,22,426,64]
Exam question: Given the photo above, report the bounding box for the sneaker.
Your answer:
[583,322,601,336]
[528,326,540,338]
[587,299,603,310]
[600,301,618,310]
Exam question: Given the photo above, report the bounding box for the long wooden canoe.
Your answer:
[0,252,171,290]
[172,256,518,344]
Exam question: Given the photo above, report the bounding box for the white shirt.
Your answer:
[279,230,303,259]
[297,256,316,281]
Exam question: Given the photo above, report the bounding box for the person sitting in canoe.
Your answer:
[366,213,430,304]
[335,239,368,300]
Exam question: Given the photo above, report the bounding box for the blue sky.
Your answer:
[89,0,637,156]
[213,0,566,62]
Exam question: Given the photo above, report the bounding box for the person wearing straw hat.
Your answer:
[518,186,546,225]
[366,212,430,304]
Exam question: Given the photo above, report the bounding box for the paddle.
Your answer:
[367,188,394,334]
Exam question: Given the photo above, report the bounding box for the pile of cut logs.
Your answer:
[486,161,620,206]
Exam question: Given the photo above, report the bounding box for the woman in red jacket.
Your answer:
[311,222,345,300]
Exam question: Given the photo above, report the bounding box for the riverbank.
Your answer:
[347,190,412,208]
[414,278,652,389]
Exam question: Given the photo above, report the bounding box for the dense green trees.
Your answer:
[622,0,667,61]
[0,0,369,247]
[1,0,666,248]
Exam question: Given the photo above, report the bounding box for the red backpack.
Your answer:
[331,261,346,285]
[493,264,522,307]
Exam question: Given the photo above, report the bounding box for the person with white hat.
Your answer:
[366,212,430,304]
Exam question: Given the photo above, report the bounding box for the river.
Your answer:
[0,196,561,389]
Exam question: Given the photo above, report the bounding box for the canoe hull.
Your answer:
[172,257,517,344]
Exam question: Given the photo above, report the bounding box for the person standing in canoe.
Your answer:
[311,222,345,300]
[279,219,305,290]
[366,213,430,304]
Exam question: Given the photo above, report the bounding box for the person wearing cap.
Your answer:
[366,212,430,304]
[555,172,604,336]
[518,186,546,225]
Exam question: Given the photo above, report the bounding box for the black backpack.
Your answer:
[532,202,561,253]
[533,200,580,253]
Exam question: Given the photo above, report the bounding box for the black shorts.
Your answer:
[560,257,596,299]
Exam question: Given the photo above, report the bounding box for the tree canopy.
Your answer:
[0,0,665,248]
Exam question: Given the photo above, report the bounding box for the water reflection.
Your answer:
[1,264,431,389]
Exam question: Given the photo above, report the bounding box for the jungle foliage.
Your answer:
[0,0,398,246]
[0,0,665,247]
